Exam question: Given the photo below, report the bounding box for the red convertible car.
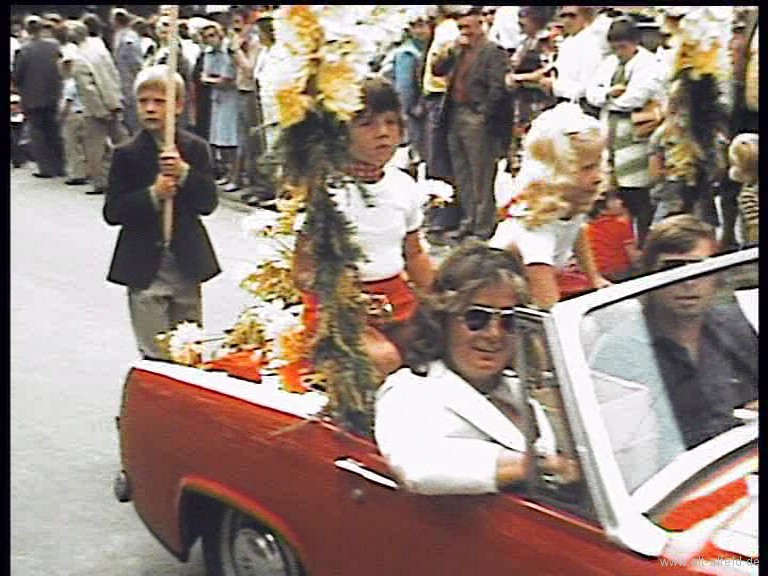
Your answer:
[115,247,758,576]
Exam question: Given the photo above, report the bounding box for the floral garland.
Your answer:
[156,7,417,430]
[663,7,732,190]
[271,6,409,434]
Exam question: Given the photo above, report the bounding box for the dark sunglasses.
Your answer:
[462,306,517,333]
[655,257,707,271]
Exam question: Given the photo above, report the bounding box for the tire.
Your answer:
[203,505,303,576]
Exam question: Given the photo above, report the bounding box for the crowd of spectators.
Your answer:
[10,5,759,250]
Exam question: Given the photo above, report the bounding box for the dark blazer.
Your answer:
[13,38,62,111]
[432,39,513,142]
[104,129,221,290]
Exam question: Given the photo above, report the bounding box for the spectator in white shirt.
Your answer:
[540,6,604,117]
[587,17,664,245]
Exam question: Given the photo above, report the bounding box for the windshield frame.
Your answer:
[541,247,759,558]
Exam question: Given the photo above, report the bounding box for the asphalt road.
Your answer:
[10,164,266,575]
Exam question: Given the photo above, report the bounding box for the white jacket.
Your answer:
[586,46,664,112]
[552,27,603,102]
[375,361,556,495]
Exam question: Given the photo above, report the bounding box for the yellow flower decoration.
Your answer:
[276,87,314,128]
[240,261,302,305]
[316,60,364,122]
[275,325,313,365]
[676,40,722,81]
[284,5,324,56]
[223,309,265,352]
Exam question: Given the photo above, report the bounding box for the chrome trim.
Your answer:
[334,458,399,490]
[544,248,759,558]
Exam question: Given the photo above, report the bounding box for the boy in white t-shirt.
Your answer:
[293,79,436,379]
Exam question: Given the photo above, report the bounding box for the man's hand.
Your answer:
[608,84,626,98]
[538,76,553,93]
[152,174,178,200]
[159,147,189,180]
[540,454,581,484]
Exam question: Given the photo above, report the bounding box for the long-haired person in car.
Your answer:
[375,242,578,495]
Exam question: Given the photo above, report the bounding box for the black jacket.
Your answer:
[104,129,221,289]
[13,38,62,111]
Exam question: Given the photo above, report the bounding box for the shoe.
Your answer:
[33,172,55,179]
[86,188,105,195]
[216,177,229,185]
[222,182,241,193]
[258,198,278,211]
[65,178,88,186]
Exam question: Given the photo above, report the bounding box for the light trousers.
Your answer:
[84,116,128,189]
[62,112,87,180]
[127,251,202,360]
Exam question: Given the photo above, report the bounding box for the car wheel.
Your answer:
[203,506,302,576]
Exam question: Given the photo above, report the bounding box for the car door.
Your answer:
[266,319,644,576]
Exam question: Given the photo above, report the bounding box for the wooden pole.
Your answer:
[160,5,180,246]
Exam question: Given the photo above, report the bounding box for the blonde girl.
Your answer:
[489,103,610,309]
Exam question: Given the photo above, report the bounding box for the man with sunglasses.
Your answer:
[590,215,758,471]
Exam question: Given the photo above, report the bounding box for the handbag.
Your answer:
[631,100,663,139]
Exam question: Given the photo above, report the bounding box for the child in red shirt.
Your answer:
[586,191,640,282]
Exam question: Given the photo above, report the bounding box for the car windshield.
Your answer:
[579,259,758,495]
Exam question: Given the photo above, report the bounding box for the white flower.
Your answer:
[679,6,732,53]
[422,178,455,204]
[274,5,324,58]
[318,6,368,42]
[253,300,302,342]
[271,44,313,91]
[168,322,204,364]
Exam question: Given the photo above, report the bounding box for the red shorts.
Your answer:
[301,275,418,333]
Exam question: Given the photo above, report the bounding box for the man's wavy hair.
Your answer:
[405,241,529,368]
[641,214,717,272]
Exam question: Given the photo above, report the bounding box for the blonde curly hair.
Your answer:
[514,103,606,227]
[728,133,758,185]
